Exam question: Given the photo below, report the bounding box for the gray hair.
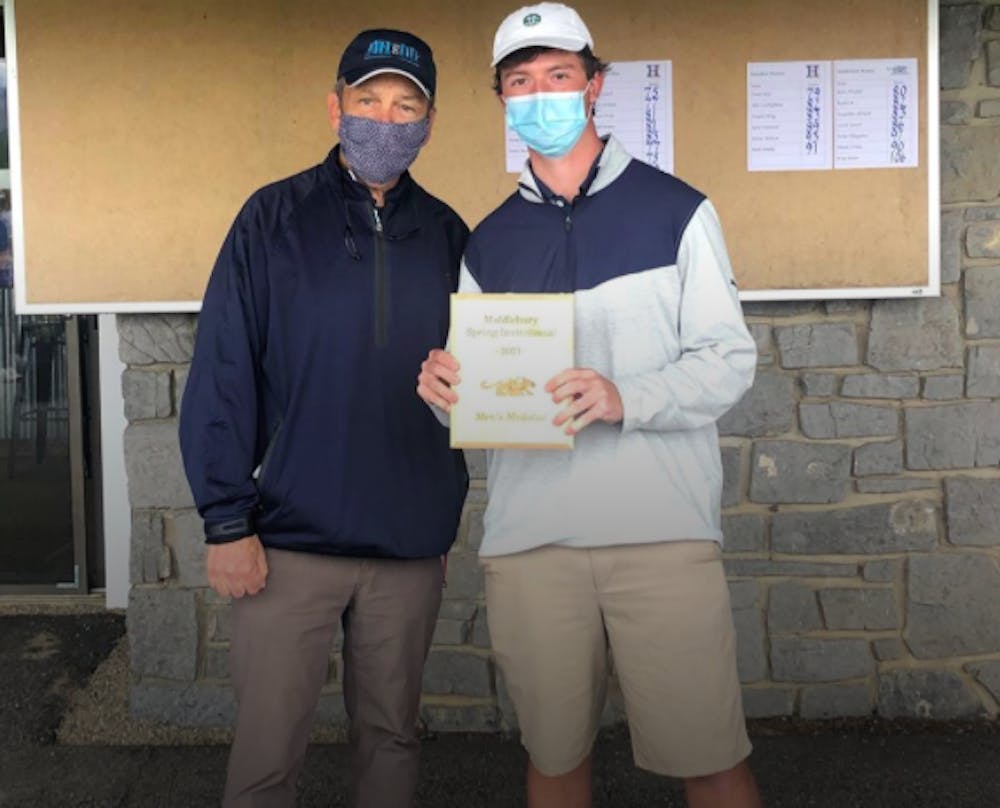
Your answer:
[333,76,434,108]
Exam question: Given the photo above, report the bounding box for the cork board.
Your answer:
[7,0,935,311]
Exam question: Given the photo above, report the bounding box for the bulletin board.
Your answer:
[6,0,937,312]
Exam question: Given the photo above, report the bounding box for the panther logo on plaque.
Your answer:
[481,377,537,396]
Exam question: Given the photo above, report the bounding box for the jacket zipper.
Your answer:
[257,419,284,488]
[372,205,387,347]
[556,198,576,288]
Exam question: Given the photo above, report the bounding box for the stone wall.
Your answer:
[122,3,1000,728]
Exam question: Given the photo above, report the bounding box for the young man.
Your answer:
[180,29,468,808]
[417,4,762,807]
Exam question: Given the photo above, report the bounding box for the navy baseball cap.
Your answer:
[337,29,436,99]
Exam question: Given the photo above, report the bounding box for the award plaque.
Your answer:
[449,293,574,450]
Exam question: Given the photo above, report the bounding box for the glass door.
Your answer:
[0,306,89,590]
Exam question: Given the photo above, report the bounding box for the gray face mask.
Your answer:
[338,114,430,186]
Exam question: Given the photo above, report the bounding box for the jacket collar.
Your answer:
[516,135,632,205]
[323,146,421,238]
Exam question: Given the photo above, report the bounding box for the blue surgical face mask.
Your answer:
[338,114,430,186]
[504,88,590,158]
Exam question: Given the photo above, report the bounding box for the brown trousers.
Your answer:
[223,548,443,808]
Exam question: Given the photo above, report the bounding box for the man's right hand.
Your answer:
[417,348,461,412]
[206,535,269,598]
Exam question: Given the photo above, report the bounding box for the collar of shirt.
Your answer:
[528,138,608,206]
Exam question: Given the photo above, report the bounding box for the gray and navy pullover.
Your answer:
[455,136,756,556]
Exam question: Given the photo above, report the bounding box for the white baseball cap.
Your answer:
[492,3,594,67]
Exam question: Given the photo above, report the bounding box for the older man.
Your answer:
[181,28,468,808]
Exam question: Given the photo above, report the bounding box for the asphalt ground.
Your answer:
[4,609,1000,807]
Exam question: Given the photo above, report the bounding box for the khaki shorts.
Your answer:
[482,540,751,778]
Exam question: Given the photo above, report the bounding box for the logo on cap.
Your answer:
[365,39,421,66]
[523,13,541,26]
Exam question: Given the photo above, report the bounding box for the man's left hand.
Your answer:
[547,368,623,435]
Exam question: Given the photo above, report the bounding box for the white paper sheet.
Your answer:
[747,61,833,172]
[834,59,919,169]
[504,60,674,175]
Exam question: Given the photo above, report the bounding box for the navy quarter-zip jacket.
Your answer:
[179,146,469,559]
